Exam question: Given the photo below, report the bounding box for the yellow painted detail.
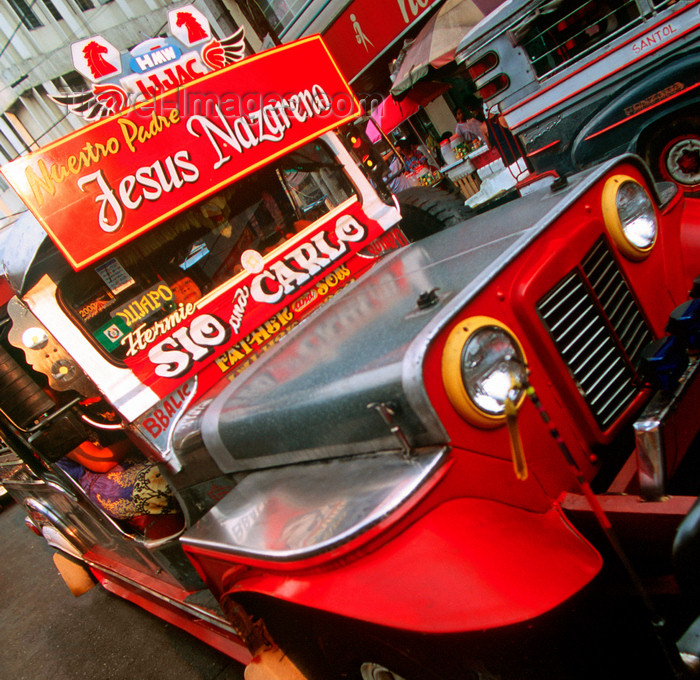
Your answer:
[441,316,526,429]
[601,174,655,261]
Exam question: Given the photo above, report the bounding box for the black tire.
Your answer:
[323,627,500,680]
[395,186,473,242]
[241,595,497,680]
[642,117,700,192]
[0,344,54,429]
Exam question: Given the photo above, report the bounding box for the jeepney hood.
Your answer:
[200,162,626,474]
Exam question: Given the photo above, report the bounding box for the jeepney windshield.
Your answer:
[512,0,641,77]
[58,139,355,362]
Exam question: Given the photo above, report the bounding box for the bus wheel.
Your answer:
[652,128,700,191]
[395,186,472,242]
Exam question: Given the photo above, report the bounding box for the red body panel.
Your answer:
[214,498,601,633]
[184,162,695,634]
[422,165,693,502]
[678,194,700,292]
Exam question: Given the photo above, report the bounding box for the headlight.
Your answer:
[442,316,528,429]
[602,175,657,260]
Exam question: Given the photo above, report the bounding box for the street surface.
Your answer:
[0,501,245,680]
[2,494,699,680]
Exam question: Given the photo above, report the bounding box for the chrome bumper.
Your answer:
[634,357,700,500]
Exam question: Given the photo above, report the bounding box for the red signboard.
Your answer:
[2,36,360,270]
[126,200,386,398]
[323,0,439,81]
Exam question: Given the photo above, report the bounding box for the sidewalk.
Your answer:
[0,502,244,680]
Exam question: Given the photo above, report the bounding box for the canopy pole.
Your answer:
[408,116,440,168]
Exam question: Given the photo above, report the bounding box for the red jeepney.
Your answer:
[4,8,700,680]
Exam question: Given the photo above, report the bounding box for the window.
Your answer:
[61,71,88,91]
[7,0,43,30]
[41,0,62,21]
[467,52,499,80]
[59,141,356,362]
[73,0,94,10]
[0,120,19,161]
[513,0,641,77]
[256,0,309,37]
[52,71,90,100]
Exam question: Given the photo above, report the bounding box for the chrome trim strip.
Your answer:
[634,358,700,500]
[46,469,184,549]
[634,418,666,501]
[80,557,241,635]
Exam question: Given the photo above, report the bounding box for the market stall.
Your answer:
[367,84,486,199]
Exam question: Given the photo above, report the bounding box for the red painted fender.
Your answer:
[225,497,603,633]
[680,194,700,291]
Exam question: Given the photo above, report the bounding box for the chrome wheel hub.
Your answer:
[665,137,700,186]
[360,662,408,680]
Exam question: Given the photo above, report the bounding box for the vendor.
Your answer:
[396,139,428,171]
[454,108,488,146]
[386,140,430,193]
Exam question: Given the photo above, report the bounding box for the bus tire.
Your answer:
[395,186,472,242]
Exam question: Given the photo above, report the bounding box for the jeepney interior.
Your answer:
[0,314,179,539]
[0,302,184,537]
[58,139,355,363]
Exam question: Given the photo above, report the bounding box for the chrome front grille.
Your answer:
[537,239,654,429]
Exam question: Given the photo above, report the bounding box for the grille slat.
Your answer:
[547,295,589,334]
[567,327,609,373]
[576,345,618,389]
[541,283,587,324]
[602,281,627,322]
[559,313,601,356]
[537,238,654,429]
[587,362,627,402]
[614,302,637,337]
[617,312,644,349]
[590,263,617,299]
[595,381,638,417]
[625,320,651,363]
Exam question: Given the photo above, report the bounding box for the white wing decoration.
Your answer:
[50,83,128,121]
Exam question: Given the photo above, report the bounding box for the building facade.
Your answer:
[0,0,261,215]
[0,0,501,216]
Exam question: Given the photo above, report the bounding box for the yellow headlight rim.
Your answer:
[601,174,656,261]
[441,316,527,429]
